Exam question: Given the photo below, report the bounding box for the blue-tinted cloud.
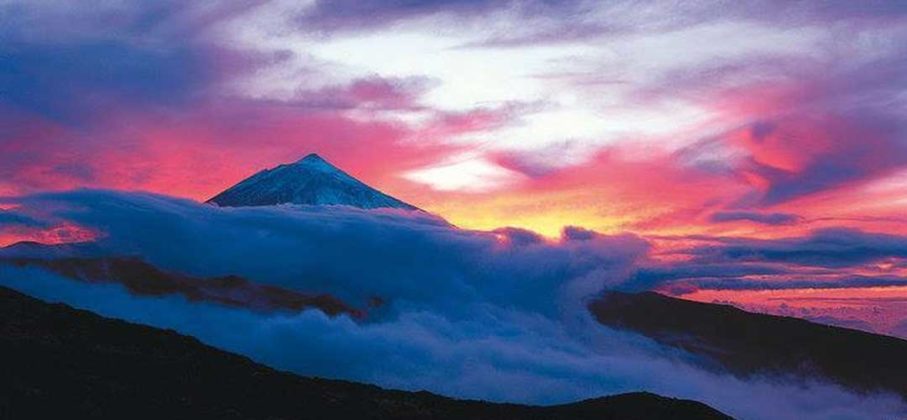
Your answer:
[1,190,904,419]
[621,262,791,292]
[0,209,49,228]
[6,189,648,316]
[691,228,907,269]
[615,228,907,297]
[6,267,904,419]
[682,276,907,292]
[0,42,209,122]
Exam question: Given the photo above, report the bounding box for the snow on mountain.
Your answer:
[207,154,419,210]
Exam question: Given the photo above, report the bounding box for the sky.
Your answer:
[3,2,907,416]
[3,0,907,364]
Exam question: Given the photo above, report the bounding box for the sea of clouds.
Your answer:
[1,190,904,419]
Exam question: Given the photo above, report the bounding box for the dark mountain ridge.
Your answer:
[589,291,907,400]
[0,286,731,419]
[0,256,361,317]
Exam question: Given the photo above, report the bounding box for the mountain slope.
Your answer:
[0,256,361,317]
[589,291,907,399]
[207,154,418,210]
[0,286,731,420]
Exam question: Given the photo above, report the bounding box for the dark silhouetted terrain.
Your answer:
[0,286,731,419]
[0,257,362,317]
[589,291,907,399]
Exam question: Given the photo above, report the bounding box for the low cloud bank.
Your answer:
[2,190,905,419]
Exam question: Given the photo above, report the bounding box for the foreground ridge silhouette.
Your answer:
[0,286,731,420]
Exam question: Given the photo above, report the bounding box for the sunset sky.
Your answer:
[3,1,907,337]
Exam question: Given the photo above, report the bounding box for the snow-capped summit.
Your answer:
[293,153,335,170]
[206,153,419,210]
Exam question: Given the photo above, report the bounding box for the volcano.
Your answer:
[207,153,419,210]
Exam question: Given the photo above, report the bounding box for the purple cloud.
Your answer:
[710,211,800,225]
[690,228,907,269]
